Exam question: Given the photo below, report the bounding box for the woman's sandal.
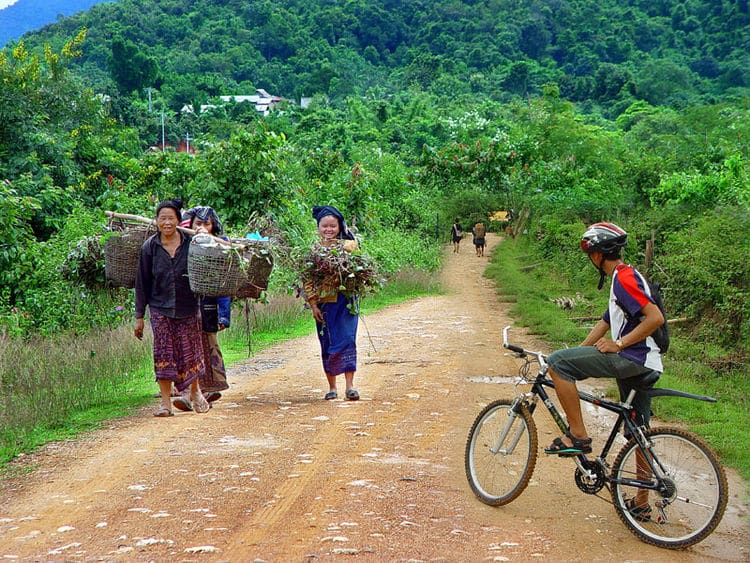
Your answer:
[544,431,592,456]
[173,397,193,412]
[345,389,360,401]
[153,405,173,417]
[203,391,222,403]
[191,393,210,414]
[625,497,652,522]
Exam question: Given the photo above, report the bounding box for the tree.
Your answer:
[502,61,533,96]
[108,37,160,95]
[192,127,293,226]
[593,63,634,103]
[635,59,698,105]
[519,19,550,59]
[0,184,39,307]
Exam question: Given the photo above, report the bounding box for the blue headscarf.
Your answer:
[183,206,223,235]
[312,205,355,240]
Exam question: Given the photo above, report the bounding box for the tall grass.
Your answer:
[0,326,155,464]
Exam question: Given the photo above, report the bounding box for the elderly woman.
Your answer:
[303,205,361,401]
[134,199,209,416]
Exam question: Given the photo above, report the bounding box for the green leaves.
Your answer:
[297,241,383,300]
[192,127,292,226]
[108,37,160,95]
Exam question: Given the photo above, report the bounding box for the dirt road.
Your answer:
[1,234,748,562]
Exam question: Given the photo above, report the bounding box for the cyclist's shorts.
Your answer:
[549,346,660,427]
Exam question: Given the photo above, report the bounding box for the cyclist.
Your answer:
[545,223,664,517]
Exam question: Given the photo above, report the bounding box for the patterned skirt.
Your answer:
[199,331,229,392]
[316,293,358,376]
[150,310,204,392]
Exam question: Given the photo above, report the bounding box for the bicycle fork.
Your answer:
[490,394,536,455]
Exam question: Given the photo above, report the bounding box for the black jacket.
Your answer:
[135,231,198,319]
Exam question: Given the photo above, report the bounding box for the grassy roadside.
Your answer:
[0,268,443,471]
[486,236,750,483]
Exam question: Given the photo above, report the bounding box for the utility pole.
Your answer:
[185,132,192,154]
[161,110,165,152]
[144,87,153,112]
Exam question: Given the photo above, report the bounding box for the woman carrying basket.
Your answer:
[304,206,361,401]
[173,206,231,410]
[134,199,209,417]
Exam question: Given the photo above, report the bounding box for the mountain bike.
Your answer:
[465,326,728,549]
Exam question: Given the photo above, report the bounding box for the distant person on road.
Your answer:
[545,222,664,521]
[451,218,463,253]
[134,199,209,417]
[303,205,361,401]
[472,221,486,257]
[170,206,231,412]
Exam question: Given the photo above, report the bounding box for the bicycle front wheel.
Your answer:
[465,399,537,506]
[610,427,728,548]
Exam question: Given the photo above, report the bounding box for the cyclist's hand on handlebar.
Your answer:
[595,337,620,354]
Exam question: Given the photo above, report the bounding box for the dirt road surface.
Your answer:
[1,234,748,562]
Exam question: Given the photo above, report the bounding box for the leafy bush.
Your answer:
[362,227,442,276]
[649,155,750,210]
[660,207,750,346]
[190,127,295,226]
[0,205,132,336]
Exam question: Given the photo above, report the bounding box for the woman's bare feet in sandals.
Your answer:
[153,405,173,417]
[191,392,210,413]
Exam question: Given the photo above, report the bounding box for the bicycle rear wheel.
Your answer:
[610,427,728,548]
[465,399,537,506]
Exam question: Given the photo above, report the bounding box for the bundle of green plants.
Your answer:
[297,241,384,300]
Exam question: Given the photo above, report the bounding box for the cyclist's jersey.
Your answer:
[603,263,663,373]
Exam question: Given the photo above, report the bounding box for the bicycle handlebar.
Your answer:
[502,325,525,354]
[502,326,547,364]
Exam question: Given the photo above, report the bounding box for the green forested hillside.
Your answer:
[0,0,748,346]
[17,0,750,116]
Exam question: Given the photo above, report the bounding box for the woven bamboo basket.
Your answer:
[188,235,273,298]
[104,226,155,288]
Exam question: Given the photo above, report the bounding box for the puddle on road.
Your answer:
[466,376,524,385]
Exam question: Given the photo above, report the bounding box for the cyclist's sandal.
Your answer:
[544,432,592,456]
[624,497,652,522]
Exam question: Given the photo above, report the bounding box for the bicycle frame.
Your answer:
[502,323,718,496]
[516,372,666,492]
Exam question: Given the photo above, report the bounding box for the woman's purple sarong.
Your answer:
[150,310,204,392]
[316,293,358,376]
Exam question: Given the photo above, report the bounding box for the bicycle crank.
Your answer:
[574,458,606,494]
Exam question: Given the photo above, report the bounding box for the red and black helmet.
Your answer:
[580,222,627,254]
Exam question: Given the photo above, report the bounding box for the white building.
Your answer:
[181,89,283,116]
